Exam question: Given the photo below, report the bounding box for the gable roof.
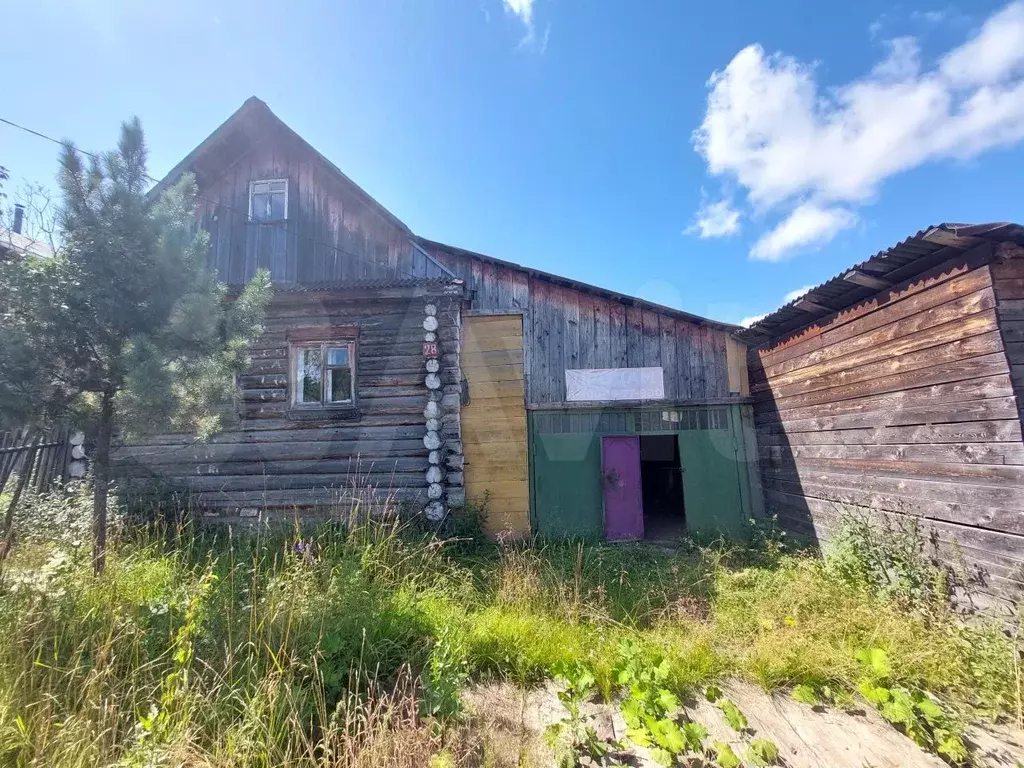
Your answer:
[157,97,742,330]
[416,236,743,333]
[153,96,412,235]
[736,221,1024,347]
[0,227,54,261]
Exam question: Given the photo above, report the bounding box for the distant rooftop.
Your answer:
[0,227,54,260]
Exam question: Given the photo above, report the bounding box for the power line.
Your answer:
[0,115,433,282]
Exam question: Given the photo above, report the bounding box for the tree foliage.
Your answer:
[0,118,271,570]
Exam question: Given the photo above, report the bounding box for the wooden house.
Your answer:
[737,223,1024,614]
[117,97,760,540]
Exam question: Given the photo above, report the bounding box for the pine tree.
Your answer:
[0,119,271,572]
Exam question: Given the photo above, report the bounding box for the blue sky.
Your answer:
[2,0,1023,326]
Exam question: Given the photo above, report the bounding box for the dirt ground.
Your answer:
[463,680,1024,767]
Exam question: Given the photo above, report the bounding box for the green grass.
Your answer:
[0,489,1018,766]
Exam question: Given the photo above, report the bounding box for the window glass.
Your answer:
[269,191,286,219]
[251,180,287,221]
[329,367,353,403]
[298,347,322,403]
[327,347,349,366]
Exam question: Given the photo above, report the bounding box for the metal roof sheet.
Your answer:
[736,222,1024,347]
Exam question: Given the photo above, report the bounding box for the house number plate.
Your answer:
[423,342,439,358]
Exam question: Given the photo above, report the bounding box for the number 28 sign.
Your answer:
[423,342,439,358]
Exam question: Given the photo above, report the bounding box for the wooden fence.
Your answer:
[0,428,77,501]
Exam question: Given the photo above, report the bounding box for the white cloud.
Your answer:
[783,284,816,304]
[693,1,1024,260]
[503,0,534,26]
[738,283,817,327]
[940,3,1024,85]
[750,204,857,261]
[686,198,741,238]
[502,0,548,50]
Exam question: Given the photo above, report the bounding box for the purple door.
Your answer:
[602,436,644,541]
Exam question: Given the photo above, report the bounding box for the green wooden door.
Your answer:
[533,433,603,539]
[677,420,748,538]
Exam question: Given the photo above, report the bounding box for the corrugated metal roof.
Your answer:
[736,222,1024,347]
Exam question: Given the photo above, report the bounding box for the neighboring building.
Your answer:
[0,205,54,262]
[738,223,1024,615]
[116,97,760,540]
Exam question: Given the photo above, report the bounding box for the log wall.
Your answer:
[750,251,1024,614]
[114,290,463,524]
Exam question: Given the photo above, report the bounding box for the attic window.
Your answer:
[249,179,288,222]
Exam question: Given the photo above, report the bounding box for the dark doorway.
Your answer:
[639,435,686,541]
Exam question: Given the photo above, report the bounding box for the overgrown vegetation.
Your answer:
[0,488,1019,766]
[0,119,271,573]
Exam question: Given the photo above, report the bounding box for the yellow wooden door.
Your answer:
[460,314,530,536]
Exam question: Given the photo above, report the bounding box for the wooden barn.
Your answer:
[738,223,1024,615]
[116,97,760,540]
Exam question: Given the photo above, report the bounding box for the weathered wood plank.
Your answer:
[660,315,677,400]
[759,288,997,379]
[755,247,993,363]
[757,352,1011,411]
[609,302,628,369]
[626,306,644,368]
[675,319,693,400]
[757,418,1023,446]
[754,309,1000,389]
[641,310,661,369]
[757,266,994,368]
[760,469,1024,523]
[756,375,1015,427]
[564,288,581,371]
[577,293,594,370]
[592,296,611,369]
[751,330,1005,400]
[759,441,1024,466]
[760,396,1019,434]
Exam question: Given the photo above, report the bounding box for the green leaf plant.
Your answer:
[855,647,969,764]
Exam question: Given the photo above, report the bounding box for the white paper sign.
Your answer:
[565,367,665,402]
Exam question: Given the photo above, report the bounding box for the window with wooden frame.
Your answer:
[288,327,357,409]
[249,179,288,222]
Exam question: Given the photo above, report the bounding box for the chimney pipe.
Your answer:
[12,204,24,234]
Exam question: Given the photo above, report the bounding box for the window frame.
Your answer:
[288,338,357,410]
[248,178,289,223]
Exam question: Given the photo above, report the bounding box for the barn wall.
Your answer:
[114,290,463,523]
[992,249,1024,424]
[195,138,447,285]
[750,254,1024,614]
[426,248,736,405]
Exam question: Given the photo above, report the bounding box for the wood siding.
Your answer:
[114,291,462,521]
[195,136,447,285]
[992,251,1024,424]
[424,246,736,405]
[460,315,530,535]
[750,253,1024,613]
